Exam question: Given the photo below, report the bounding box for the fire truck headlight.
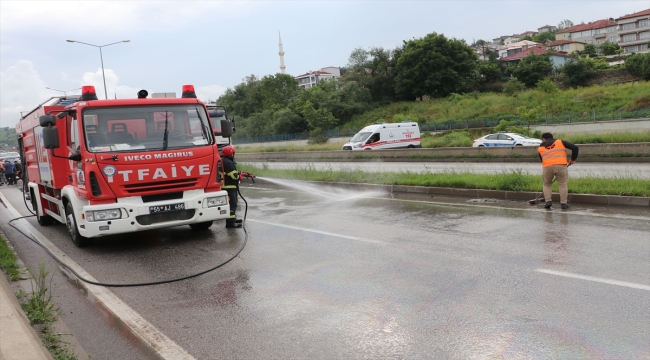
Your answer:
[353,143,361,148]
[85,209,123,222]
[206,196,228,207]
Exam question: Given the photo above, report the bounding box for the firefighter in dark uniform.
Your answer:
[221,145,243,228]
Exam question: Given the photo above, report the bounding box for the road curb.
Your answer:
[0,192,196,360]
[255,179,650,207]
[0,262,54,360]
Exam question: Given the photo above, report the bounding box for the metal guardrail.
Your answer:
[232,107,650,144]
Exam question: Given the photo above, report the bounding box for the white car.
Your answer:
[0,152,20,163]
[473,132,542,147]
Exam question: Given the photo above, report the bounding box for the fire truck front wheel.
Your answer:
[31,193,54,226]
[189,221,213,231]
[65,202,93,247]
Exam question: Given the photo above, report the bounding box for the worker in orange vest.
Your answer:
[538,132,579,209]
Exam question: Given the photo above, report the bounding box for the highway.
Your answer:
[1,181,649,359]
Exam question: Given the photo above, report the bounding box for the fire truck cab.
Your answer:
[17,85,233,247]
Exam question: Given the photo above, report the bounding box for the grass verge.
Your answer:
[0,235,21,281]
[240,164,650,197]
[17,263,77,360]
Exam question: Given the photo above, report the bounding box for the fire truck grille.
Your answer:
[342,146,352,150]
[136,209,195,226]
[141,192,184,203]
[123,178,199,194]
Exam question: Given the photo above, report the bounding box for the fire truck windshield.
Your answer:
[82,105,213,153]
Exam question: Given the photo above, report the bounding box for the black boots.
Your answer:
[226,219,243,228]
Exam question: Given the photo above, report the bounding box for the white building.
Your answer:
[498,40,540,58]
[295,67,341,89]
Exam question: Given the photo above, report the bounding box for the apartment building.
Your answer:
[544,40,586,53]
[555,19,618,46]
[295,67,341,89]
[538,25,557,33]
[498,40,540,58]
[616,9,650,53]
[503,35,521,45]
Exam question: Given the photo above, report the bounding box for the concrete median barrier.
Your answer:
[236,142,650,163]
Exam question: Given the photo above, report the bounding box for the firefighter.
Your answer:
[221,145,243,228]
[537,132,579,210]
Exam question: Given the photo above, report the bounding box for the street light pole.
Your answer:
[45,87,81,97]
[66,40,130,100]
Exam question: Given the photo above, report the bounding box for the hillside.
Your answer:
[342,82,650,130]
[0,127,18,149]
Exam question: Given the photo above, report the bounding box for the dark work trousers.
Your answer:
[226,188,238,223]
[5,174,16,185]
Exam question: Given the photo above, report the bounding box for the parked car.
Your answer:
[473,133,542,147]
[0,151,20,163]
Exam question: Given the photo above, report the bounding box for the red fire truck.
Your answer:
[16,85,233,247]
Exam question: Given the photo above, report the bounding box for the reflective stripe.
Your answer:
[538,140,567,167]
[223,185,237,189]
[226,170,239,180]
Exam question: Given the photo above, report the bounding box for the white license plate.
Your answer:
[149,203,185,213]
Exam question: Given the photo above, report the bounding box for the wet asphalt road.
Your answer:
[242,161,650,179]
[1,183,649,359]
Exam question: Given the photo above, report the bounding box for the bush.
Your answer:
[503,77,525,96]
[625,53,650,80]
[561,58,597,88]
[536,78,559,94]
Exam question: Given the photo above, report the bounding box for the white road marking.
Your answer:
[246,219,387,244]
[0,192,196,360]
[536,269,650,291]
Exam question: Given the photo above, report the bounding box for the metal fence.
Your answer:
[232,107,650,144]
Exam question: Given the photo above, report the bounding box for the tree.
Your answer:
[511,53,553,87]
[557,19,574,30]
[625,53,650,80]
[394,32,478,100]
[271,108,306,135]
[344,46,398,103]
[259,73,301,110]
[532,31,556,44]
[599,42,621,56]
[301,100,337,144]
[580,44,598,58]
[519,35,534,41]
[217,75,263,119]
[560,58,597,88]
[478,62,501,83]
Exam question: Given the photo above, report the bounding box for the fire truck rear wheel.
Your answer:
[189,221,213,231]
[65,202,93,247]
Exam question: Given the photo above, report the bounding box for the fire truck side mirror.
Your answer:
[68,153,82,162]
[220,120,232,138]
[39,114,56,127]
[42,127,60,149]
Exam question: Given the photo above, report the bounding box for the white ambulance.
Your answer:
[342,122,421,150]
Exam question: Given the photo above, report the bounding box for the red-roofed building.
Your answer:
[295,67,341,89]
[555,19,618,46]
[499,46,571,68]
[616,9,650,53]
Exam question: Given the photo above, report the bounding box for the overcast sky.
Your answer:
[1,0,647,128]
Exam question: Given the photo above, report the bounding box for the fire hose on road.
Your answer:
[6,176,253,288]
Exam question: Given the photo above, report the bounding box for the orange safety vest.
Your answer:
[538,139,567,168]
